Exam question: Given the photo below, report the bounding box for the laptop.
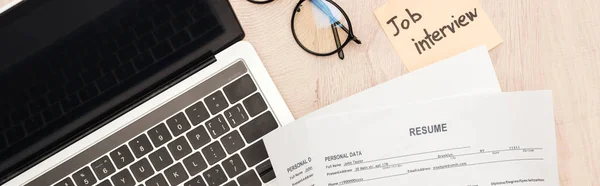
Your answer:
[0,0,294,185]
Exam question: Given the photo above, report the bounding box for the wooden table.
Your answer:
[1,0,598,185]
[229,0,600,185]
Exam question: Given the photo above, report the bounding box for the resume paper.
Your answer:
[264,46,501,186]
[306,91,559,186]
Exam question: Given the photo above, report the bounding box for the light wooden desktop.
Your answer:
[228,0,600,185]
[1,0,598,185]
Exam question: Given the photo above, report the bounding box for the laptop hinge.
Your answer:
[195,51,217,68]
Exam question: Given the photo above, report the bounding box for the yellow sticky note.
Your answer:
[375,0,502,71]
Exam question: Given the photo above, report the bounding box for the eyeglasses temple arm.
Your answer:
[332,24,344,59]
[334,21,361,44]
[311,0,361,44]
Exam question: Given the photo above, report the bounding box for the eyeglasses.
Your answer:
[247,0,361,60]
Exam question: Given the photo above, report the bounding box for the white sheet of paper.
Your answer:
[264,45,501,186]
[307,91,559,186]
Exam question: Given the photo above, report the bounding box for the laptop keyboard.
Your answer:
[52,64,279,186]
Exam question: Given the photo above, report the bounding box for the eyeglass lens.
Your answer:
[293,0,352,55]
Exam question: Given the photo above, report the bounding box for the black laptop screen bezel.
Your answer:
[0,0,244,184]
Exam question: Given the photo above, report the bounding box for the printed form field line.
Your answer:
[335,158,545,186]
[346,147,544,172]
[348,147,543,169]
[454,148,544,157]
[353,146,472,165]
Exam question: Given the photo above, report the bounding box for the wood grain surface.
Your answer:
[0,0,598,185]
[0,0,17,10]
[229,0,600,185]
[0,0,12,7]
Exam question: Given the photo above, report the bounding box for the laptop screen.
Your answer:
[0,0,243,182]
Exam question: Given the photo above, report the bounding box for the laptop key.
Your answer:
[203,165,227,186]
[166,112,191,137]
[91,156,116,180]
[239,111,278,143]
[222,154,246,178]
[185,101,210,126]
[205,114,229,139]
[223,75,257,104]
[237,170,261,186]
[241,140,268,167]
[185,176,207,186]
[201,141,227,165]
[186,125,211,149]
[110,145,135,169]
[148,147,173,171]
[54,177,75,186]
[110,169,135,186]
[111,169,135,186]
[164,163,189,186]
[167,136,193,160]
[204,90,228,115]
[224,104,248,128]
[97,180,113,186]
[130,158,155,182]
[223,181,238,186]
[72,167,96,186]
[145,174,168,186]
[256,160,276,183]
[129,134,154,158]
[221,130,245,154]
[147,123,172,147]
[182,152,208,176]
[243,93,267,117]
